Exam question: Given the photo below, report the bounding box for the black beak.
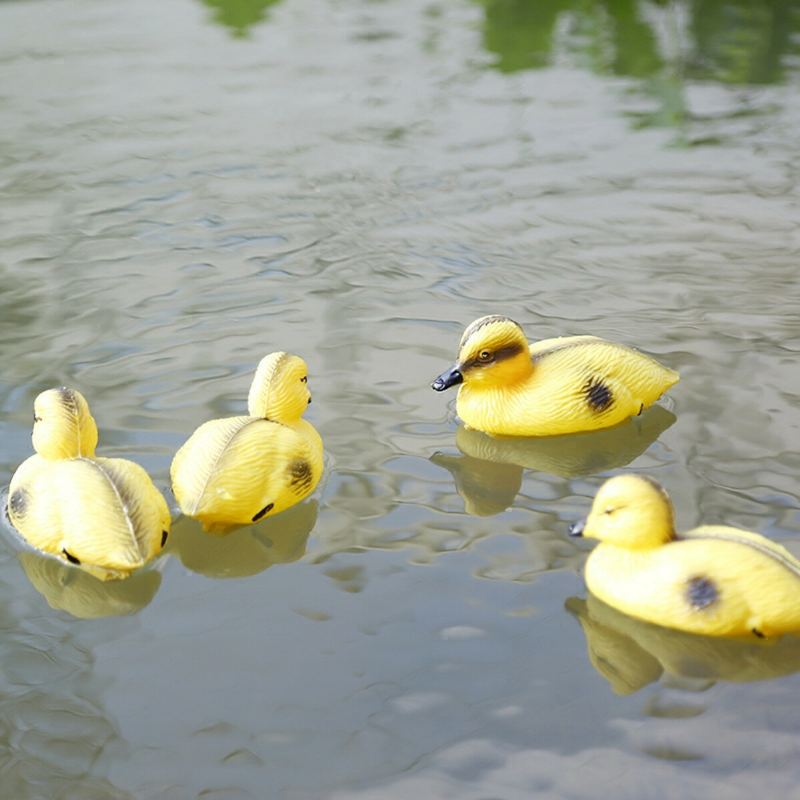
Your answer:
[568,519,585,538]
[431,365,464,392]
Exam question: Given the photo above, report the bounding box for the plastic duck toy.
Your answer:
[569,474,800,638]
[431,315,678,436]
[7,388,170,581]
[170,352,323,532]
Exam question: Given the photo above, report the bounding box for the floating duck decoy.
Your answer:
[432,315,678,436]
[7,388,170,581]
[170,352,323,532]
[569,474,800,638]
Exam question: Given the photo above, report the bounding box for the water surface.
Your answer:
[1,0,800,797]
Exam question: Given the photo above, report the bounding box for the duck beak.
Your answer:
[431,365,463,392]
[568,519,585,538]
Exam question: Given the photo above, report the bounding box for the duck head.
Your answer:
[32,387,99,460]
[432,315,532,392]
[569,474,675,549]
[247,352,312,422]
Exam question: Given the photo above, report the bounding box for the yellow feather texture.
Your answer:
[458,336,678,436]
[9,457,168,578]
[8,389,169,580]
[578,475,800,638]
[171,354,323,532]
[433,317,678,437]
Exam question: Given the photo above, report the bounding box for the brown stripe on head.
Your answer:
[460,342,527,371]
[456,316,530,377]
[459,315,524,350]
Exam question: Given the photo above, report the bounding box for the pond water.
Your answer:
[2,0,800,797]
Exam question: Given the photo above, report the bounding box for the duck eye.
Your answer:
[604,507,616,515]
[33,415,42,423]
[300,376,308,384]
[478,350,493,363]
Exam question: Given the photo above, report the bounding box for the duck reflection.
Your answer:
[201,0,282,37]
[567,592,800,696]
[172,499,318,578]
[18,551,161,619]
[431,405,674,516]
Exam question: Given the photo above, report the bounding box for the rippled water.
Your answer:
[2,0,800,797]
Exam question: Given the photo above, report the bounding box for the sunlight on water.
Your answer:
[1,0,799,796]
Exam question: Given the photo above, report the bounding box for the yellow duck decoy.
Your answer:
[431,315,679,436]
[170,352,323,532]
[569,474,800,638]
[7,388,170,581]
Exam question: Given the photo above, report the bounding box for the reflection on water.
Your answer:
[18,551,162,619]
[172,499,317,578]
[432,406,675,515]
[478,0,800,133]
[201,0,282,37]
[567,593,800,696]
[479,0,800,84]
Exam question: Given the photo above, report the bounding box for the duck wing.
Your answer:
[681,525,800,579]
[56,458,161,571]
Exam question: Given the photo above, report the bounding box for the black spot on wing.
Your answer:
[686,576,718,610]
[252,503,274,522]
[584,377,614,412]
[161,530,169,547]
[288,459,313,496]
[8,487,29,519]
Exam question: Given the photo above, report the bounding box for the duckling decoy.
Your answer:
[7,388,170,581]
[569,474,800,638]
[432,315,678,436]
[170,352,323,532]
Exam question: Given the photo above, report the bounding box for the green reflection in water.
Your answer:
[567,592,800,696]
[202,0,282,37]
[479,0,800,84]
[690,0,800,84]
[477,0,800,132]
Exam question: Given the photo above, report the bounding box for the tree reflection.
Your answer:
[478,0,800,86]
[202,0,282,37]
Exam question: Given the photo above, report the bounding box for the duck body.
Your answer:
[432,317,678,437]
[170,352,323,532]
[7,388,170,581]
[571,475,800,638]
